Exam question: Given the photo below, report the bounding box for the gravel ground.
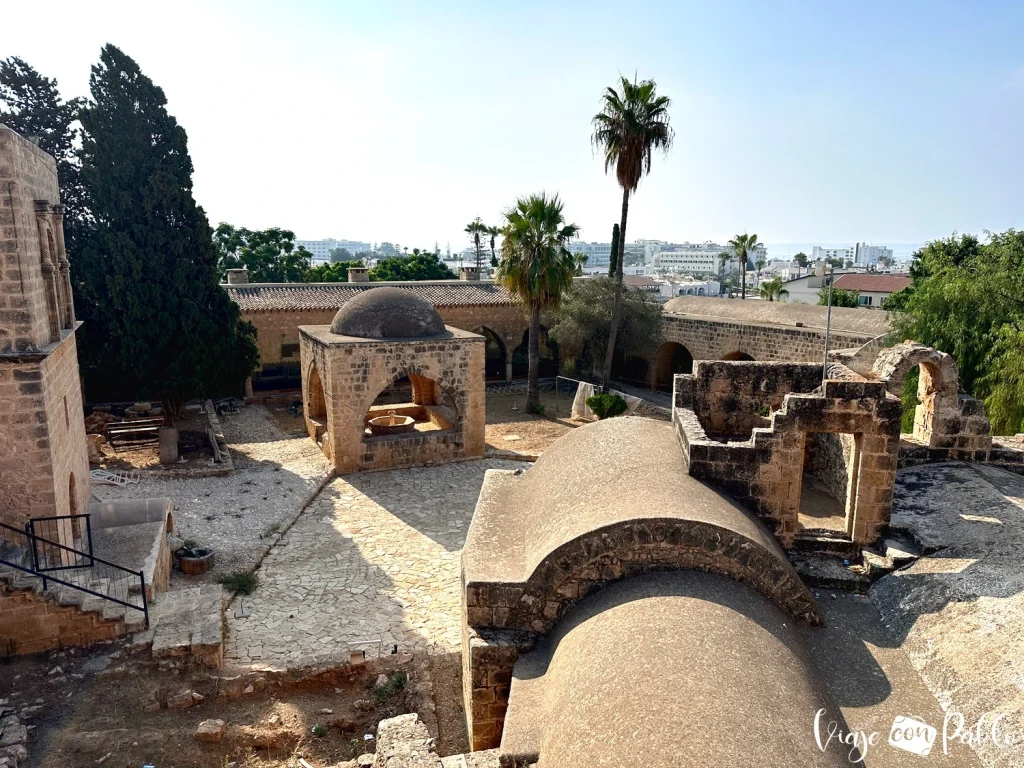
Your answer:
[91,404,332,580]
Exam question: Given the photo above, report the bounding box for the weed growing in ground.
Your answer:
[217,570,260,596]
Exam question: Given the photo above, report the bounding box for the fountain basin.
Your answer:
[368,412,416,436]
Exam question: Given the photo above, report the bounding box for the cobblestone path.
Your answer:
[225,459,524,670]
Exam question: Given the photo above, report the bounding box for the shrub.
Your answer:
[586,393,628,419]
[217,570,260,596]
[372,671,408,704]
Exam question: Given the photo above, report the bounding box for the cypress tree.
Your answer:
[608,222,620,278]
[78,45,257,417]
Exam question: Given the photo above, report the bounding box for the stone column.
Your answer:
[51,205,75,327]
[34,201,60,342]
[505,361,513,382]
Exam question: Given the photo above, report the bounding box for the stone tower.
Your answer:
[0,125,89,536]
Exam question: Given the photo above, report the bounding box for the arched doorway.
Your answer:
[364,371,459,438]
[654,342,694,391]
[474,327,508,381]
[723,351,754,361]
[512,327,559,379]
[306,362,329,453]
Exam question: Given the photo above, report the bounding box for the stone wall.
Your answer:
[661,314,876,367]
[462,626,532,752]
[691,361,822,438]
[808,432,856,508]
[0,585,123,656]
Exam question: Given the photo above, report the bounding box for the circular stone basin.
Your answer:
[368,411,416,436]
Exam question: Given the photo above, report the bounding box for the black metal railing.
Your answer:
[27,514,94,571]
[0,521,148,627]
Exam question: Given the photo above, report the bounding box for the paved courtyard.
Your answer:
[224,458,524,670]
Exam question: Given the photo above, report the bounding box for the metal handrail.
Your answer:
[27,514,94,571]
[0,521,148,627]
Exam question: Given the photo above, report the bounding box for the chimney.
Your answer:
[226,268,249,284]
[348,267,370,283]
[460,266,481,281]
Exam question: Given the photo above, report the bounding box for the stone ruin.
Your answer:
[299,287,486,474]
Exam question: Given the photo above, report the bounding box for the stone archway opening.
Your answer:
[474,327,508,381]
[723,351,754,361]
[512,327,559,379]
[364,371,460,440]
[796,431,863,539]
[654,341,694,391]
[305,362,329,453]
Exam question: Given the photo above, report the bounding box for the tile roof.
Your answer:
[223,280,517,311]
[832,273,911,293]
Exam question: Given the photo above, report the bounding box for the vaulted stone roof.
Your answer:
[329,287,446,339]
[663,295,891,336]
[223,280,516,311]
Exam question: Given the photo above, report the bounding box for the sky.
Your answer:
[2,1,1023,258]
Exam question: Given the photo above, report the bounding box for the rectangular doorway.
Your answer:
[797,432,862,538]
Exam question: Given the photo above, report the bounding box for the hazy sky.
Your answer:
[2,1,1022,256]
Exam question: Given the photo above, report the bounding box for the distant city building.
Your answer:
[811,243,892,268]
[570,240,613,268]
[653,241,766,276]
[296,238,373,263]
[658,277,722,299]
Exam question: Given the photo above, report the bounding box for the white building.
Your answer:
[653,241,766,276]
[296,238,373,263]
[658,277,721,299]
[811,243,893,269]
[570,240,613,269]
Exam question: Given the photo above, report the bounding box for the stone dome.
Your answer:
[330,287,446,338]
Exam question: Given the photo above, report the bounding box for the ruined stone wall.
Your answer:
[0,586,123,656]
[691,361,822,438]
[662,314,875,365]
[462,625,530,752]
[0,126,61,352]
[809,432,856,507]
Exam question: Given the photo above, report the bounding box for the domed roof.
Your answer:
[330,287,446,338]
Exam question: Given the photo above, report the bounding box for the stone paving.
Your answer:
[92,405,332,579]
[224,459,524,670]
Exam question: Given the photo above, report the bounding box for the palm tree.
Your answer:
[728,232,759,299]
[755,258,766,289]
[592,75,673,388]
[758,276,789,302]
[486,224,501,269]
[465,217,487,274]
[495,193,580,412]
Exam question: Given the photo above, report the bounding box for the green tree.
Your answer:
[608,223,620,278]
[369,248,456,281]
[547,276,663,379]
[330,247,353,262]
[377,242,399,257]
[877,254,894,269]
[496,193,579,412]
[887,230,1024,433]
[717,251,731,280]
[591,76,673,389]
[486,225,501,270]
[465,217,487,273]
[755,258,766,288]
[0,57,87,259]
[214,224,312,282]
[76,45,257,417]
[727,233,758,300]
[758,276,789,302]
[793,252,809,268]
[305,260,363,282]
[818,286,860,308]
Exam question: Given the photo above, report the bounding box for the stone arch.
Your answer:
[723,351,754,361]
[40,224,60,341]
[503,519,819,635]
[872,342,959,402]
[306,361,327,420]
[364,365,464,433]
[473,326,508,380]
[653,341,694,391]
[512,326,559,379]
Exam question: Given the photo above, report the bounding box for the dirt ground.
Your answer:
[1,640,449,768]
[94,410,216,472]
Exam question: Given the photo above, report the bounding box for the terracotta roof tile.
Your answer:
[223,280,517,311]
[832,273,911,293]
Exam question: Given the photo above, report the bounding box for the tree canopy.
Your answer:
[76,45,257,413]
[305,260,364,282]
[818,286,860,307]
[214,224,312,283]
[370,249,455,281]
[547,277,663,380]
[886,230,1024,433]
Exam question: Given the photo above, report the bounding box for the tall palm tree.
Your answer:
[495,193,580,412]
[728,232,759,299]
[486,224,501,269]
[758,276,789,302]
[465,217,487,273]
[755,258,766,289]
[592,76,673,389]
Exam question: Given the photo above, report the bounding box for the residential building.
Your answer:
[296,238,373,263]
[811,243,893,268]
[570,240,613,269]
[831,273,910,307]
[653,241,766,276]
[658,277,721,299]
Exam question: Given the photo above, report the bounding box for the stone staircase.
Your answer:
[0,538,148,633]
